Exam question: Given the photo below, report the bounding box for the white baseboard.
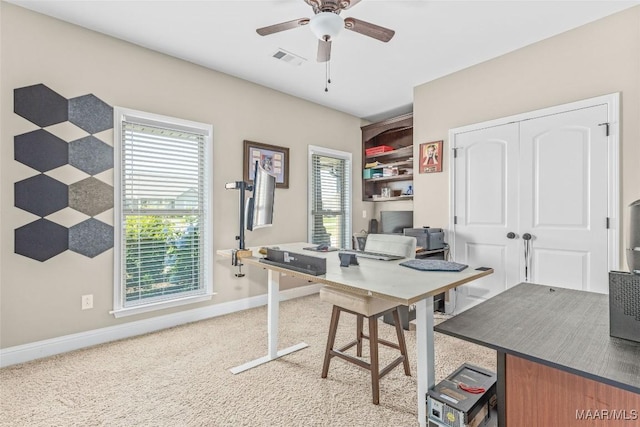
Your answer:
[0,283,322,368]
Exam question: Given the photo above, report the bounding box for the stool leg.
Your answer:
[322,305,341,378]
[356,314,364,357]
[368,316,380,405]
[392,308,411,376]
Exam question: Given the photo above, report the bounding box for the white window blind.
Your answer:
[309,148,351,249]
[114,109,212,314]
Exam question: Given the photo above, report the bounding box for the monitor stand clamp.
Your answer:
[231,249,250,277]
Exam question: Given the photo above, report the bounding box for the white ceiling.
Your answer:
[9,0,639,121]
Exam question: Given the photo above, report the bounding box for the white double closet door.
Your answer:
[451,97,616,313]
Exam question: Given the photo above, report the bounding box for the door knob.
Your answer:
[506,232,518,239]
[523,233,533,241]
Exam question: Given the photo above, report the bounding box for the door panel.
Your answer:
[453,123,520,312]
[533,128,589,228]
[520,105,609,293]
[467,141,507,225]
[534,249,588,290]
[464,242,506,300]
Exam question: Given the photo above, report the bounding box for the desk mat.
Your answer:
[400,259,468,272]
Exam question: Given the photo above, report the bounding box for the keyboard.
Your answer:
[338,249,404,261]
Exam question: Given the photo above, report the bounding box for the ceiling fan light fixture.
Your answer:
[309,12,344,40]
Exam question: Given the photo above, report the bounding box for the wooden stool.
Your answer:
[320,286,411,405]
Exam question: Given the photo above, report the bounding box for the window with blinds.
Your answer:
[309,147,352,249]
[113,108,212,315]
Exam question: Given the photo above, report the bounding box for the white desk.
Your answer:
[217,242,493,427]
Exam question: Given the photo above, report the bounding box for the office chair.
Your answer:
[320,234,416,404]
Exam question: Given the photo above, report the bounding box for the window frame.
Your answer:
[307,145,352,249]
[112,107,213,318]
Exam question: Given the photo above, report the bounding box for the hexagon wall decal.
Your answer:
[15,219,68,262]
[69,136,114,175]
[15,174,68,217]
[68,94,113,134]
[69,177,114,217]
[14,130,69,173]
[69,218,113,258]
[13,84,116,262]
[14,84,68,128]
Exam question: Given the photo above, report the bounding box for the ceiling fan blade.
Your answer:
[344,17,395,42]
[317,39,332,62]
[256,18,309,36]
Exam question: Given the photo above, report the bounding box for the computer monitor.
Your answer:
[246,161,276,231]
[380,210,413,234]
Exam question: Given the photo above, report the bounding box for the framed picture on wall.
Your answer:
[419,140,443,174]
[243,140,289,188]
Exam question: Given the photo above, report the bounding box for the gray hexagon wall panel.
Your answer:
[69,136,114,175]
[15,130,69,172]
[15,219,69,262]
[69,177,114,217]
[14,84,68,127]
[69,94,114,134]
[15,174,68,217]
[69,219,113,258]
[13,83,115,261]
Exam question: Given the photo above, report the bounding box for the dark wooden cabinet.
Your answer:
[361,113,413,202]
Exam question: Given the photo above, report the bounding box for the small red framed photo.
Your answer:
[419,140,443,174]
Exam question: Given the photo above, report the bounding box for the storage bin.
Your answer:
[363,168,382,179]
[365,145,393,156]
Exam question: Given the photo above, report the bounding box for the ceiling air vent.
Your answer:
[272,49,306,66]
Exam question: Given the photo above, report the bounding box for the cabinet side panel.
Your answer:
[506,355,640,426]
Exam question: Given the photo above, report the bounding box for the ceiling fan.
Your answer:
[256,0,395,62]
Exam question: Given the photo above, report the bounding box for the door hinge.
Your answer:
[454,216,458,225]
[598,122,610,137]
[453,148,458,158]
[606,217,610,229]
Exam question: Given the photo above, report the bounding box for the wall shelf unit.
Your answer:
[361,113,413,202]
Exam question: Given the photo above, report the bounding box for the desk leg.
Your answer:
[229,269,309,374]
[416,297,435,427]
[267,269,279,358]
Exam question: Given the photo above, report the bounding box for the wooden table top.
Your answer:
[217,242,493,306]
[435,282,640,394]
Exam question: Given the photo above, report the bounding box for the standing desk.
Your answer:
[217,242,493,427]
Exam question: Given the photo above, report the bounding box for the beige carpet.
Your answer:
[0,294,495,427]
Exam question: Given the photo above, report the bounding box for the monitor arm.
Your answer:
[225,181,254,276]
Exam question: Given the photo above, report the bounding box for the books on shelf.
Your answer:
[365,161,381,169]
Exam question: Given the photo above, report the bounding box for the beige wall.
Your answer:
[413,6,640,269]
[0,3,368,348]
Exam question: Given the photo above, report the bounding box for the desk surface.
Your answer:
[217,242,492,305]
[435,283,640,394]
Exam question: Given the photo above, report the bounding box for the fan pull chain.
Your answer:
[325,60,331,92]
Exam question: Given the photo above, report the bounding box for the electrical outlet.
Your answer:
[81,294,93,310]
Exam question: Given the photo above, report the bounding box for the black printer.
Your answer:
[403,227,445,250]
